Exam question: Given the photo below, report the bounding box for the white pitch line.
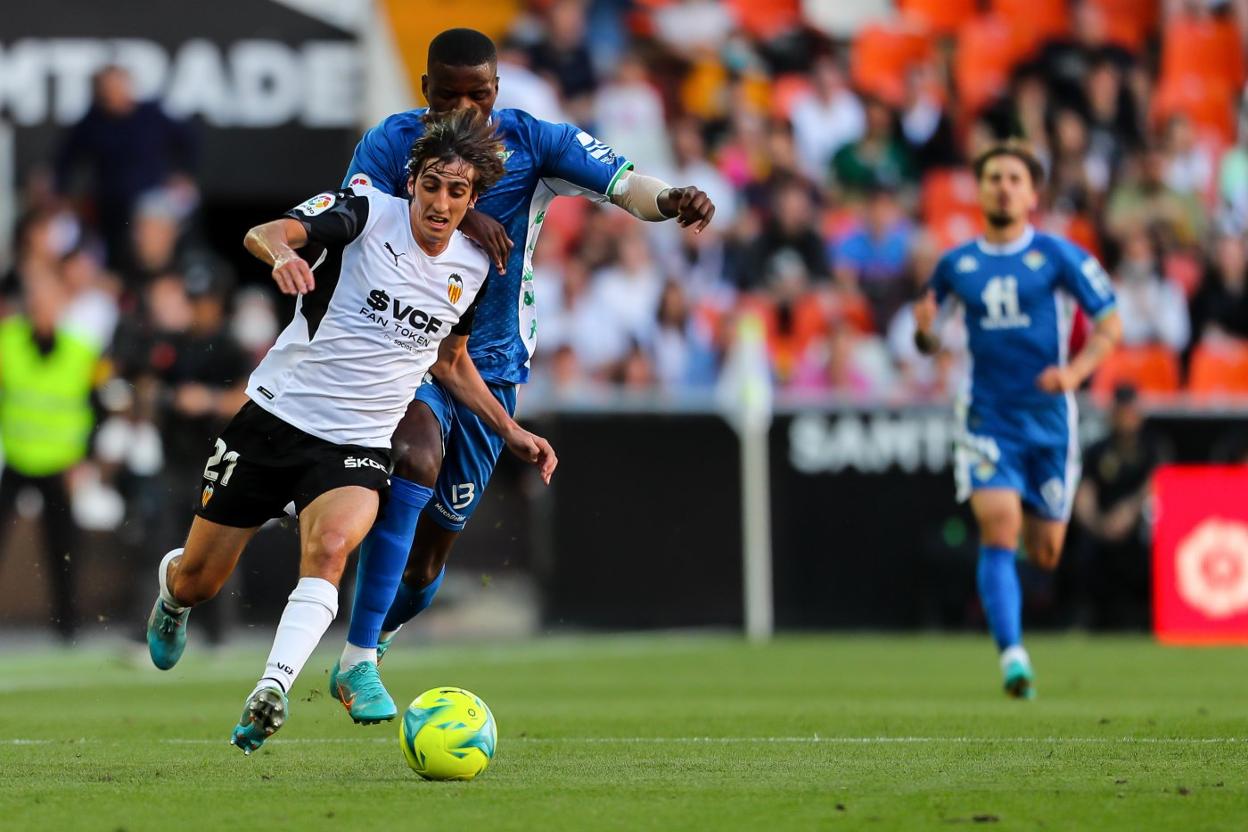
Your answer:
[6,736,1246,747]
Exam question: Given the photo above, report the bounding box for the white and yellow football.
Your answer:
[399,686,497,781]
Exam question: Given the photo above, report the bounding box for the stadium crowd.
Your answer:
[3,0,1248,638]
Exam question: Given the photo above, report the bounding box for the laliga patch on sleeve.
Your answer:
[295,192,337,216]
[347,173,372,189]
[574,130,618,164]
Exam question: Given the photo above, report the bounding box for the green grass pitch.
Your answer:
[2,634,1245,830]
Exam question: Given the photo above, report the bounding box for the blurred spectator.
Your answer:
[736,179,828,289]
[789,55,865,181]
[614,339,658,389]
[61,244,119,340]
[1215,104,1248,232]
[984,68,1052,168]
[1083,58,1143,182]
[887,231,968,399]
[1071,386,1167,629]
[1049,107,1107,211]
[645,280,718,389]
[229,286,280,366]
[1190,233,1248,342]
[528,0,598,125]
[899,62,958,174]
[833,186,915,328]
[1112,229,1191,351]
[651,0,735,57]
[789,323,895,398]
[656,219,731,305]
[54,66,197,272]
[593,52,673,176]
[1106,146,1207,245]
[831,97,916,194]
[715,107,770,191]
[1161,114,1215,198]
[1037,0,1136,112]
[669,118,738,228]
[0,271,104,641]
[109,270,250,645]
[495,37,566,123]
[562,228,666,375]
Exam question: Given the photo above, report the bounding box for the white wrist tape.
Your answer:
[609,170,674,221]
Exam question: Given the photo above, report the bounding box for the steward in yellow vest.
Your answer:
[0,273,104,641]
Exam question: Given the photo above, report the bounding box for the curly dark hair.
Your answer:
[406,110,506,194]
[972,139,1045,187]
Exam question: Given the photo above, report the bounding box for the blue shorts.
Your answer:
[414,377,518,532]
[954,427,1080,522]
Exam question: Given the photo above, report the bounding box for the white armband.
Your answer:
[608,170,674,222]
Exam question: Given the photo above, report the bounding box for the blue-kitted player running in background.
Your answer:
[913,141,1122,699]
[268,28,716,723]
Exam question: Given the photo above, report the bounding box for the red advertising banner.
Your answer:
[1153,465,1248,644]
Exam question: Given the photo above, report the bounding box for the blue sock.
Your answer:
[382,565,445,633]
[976,545,1022,652]
[346,477,432,649]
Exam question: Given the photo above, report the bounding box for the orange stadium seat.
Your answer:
[770,74,813,120]
[990,0,1071,56]
[851,23,934,105]
[1152,75,1237,144]
[954,15,1025,118]
[921,169,984,247]
[726,0,802,41]
[1092,344,1182,398]
[1188,342,1248,397]
[1163,250,1205,298]
[897,0,978,37]
[1089,0,1160,50]
[1161,14,1246,91]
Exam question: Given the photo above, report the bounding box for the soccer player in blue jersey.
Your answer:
[913,142,1122,699]
[270,28,715,722]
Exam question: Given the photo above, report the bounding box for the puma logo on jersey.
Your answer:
[383,242,406,267]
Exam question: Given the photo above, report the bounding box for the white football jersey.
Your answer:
[247,185,489,447]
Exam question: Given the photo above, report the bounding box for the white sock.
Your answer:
[158,548,187,611]
[1000,645,1030,673]
[254,577,339,696]
[339,643,377,672]
[379,627,401,642]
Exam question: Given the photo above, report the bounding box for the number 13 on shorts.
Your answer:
[450,483,475,511]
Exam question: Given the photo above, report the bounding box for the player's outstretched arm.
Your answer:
[1037,309,1123,393]
[429,334,558,484]
[609,170,715,232]
[912,290,942,355]
[244,219,315,296]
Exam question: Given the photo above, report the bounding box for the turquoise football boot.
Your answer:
[229,687,288,755]
[328,633,396,702]
[146,598,190,670]
[1003,659,1036,700]
[330,661,396,724]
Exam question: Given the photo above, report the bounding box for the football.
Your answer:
[399,686,497,781]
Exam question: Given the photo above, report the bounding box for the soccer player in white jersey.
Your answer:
[144,111,556,753]
[311,28,716,724]
[913,142,1121,698]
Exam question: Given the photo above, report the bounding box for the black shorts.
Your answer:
[196,401,392,528]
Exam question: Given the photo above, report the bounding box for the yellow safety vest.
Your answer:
[0,316,99,476]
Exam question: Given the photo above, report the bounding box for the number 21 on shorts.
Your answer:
[203,438,240,486]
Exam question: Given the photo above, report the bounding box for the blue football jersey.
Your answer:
[342,108,633,385]
[927,227,1117,444]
